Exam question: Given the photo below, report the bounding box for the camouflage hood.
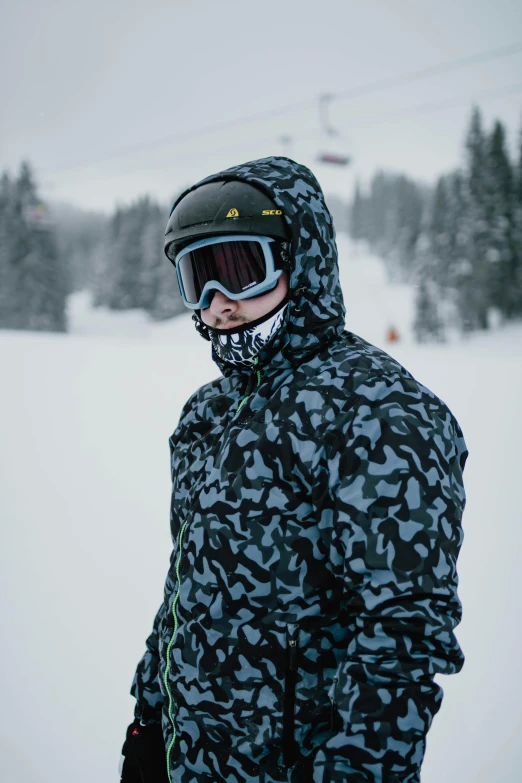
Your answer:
[173,156,346,371]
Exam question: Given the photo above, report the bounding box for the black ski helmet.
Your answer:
[164,180,289,263]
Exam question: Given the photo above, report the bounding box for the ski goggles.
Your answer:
[170,234,283,310]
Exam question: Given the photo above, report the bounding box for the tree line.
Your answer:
[2,104,521,339]
[0,170,186,331]
[90,197,185,321]
[0,163,68,331]
[350,106,522,340]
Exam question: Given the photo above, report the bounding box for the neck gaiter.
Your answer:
[205,300,288,367]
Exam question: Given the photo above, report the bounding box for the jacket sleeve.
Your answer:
[130,602,166,725]
[313,383,468,783]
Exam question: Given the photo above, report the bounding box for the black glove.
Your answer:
[120,720,169,783]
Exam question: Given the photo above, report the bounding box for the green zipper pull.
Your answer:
[254,355,261,388]
[237,356,262,413]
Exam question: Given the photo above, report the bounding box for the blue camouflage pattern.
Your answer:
[131,156,467,782]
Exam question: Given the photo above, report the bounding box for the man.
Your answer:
[120,157,467,783]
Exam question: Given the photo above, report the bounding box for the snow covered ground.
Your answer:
[1,235,521,782]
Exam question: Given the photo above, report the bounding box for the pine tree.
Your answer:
[512,114,522,316]
[391,176,425,282]
[139,204,163,312]
[368,171,389,248]
[51,202,108,293]
[349,181,365,241]
[150,198,186,321]
[148,194,186,320]
[413,280,444,343]
[90,196,185,319]
[325,194,349,234]
[349,172,425,283]
[463,106,491,329]
[92,210,119,308]
[412,183,447,341]
[444,171,476,333]
[150,250,186,321]
[0,163,67,332]
[0,173,15,327]
[348,105,520,340]
[107,199,149,310]
[484,120,519,319]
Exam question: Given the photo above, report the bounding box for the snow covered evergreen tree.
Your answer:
[106,198,152,310]
[51,202,107,293]
[463,106,491,330]
[412,171,477,339]
[413,279,444,342]
[150,248,186,321]
[349,182,365,241]
[0,162,67,332]
[389,175,425,282]
[349,172,426,283]
[91,196,185,319]
[411,181,453,343]
[139,206,163,313]
[444,171,477,333]
[484,120,519,319]
[511,115,522,316]
[0,173,16,327]
[349,105,521,343]
[92,212,118,308]
[325,193,349,234]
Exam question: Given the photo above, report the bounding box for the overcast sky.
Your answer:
[1,0,521,212]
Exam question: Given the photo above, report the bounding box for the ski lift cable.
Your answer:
[330,40,522,104]
[333,79,522,130]
[316,75,522,168]
[42,39,522,176]
[42,79,522,189]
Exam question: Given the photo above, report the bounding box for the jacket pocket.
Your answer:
[282,624,299,768]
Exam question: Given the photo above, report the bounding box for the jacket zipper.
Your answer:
[329,696,336,731]
[236,356,261,414]
[282,625,299,768]
[163,519,188,783]
[330,677,340,732]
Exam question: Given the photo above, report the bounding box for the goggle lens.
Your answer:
[178,240,267,305]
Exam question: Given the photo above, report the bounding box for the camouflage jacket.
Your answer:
[131,157,468,783]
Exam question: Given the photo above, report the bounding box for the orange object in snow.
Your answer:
[386,326,400,343]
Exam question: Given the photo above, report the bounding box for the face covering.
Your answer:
[205,300,288,367]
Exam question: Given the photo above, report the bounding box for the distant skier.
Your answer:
[120,157,468,783]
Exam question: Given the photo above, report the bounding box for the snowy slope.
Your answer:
[1,236,521,782]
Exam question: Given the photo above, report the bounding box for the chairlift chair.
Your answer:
[316,94,352,167]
